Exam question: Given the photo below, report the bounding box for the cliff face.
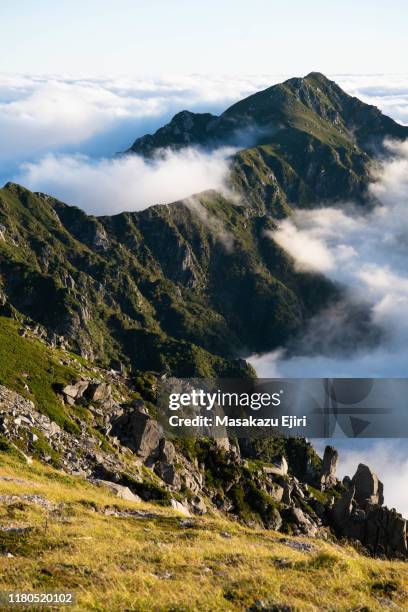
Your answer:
[0,184,337,376]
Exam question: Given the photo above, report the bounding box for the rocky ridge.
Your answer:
[1,372,406,559]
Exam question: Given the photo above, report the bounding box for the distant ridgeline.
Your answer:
[1,73,407,376]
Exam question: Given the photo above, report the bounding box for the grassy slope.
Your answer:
[0,316,86,431]
[0,453,407,611]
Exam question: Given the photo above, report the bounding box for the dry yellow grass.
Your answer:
[1,453,408,611]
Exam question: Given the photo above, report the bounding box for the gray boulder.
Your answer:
[170,499,190,516]
[189,495,207,515]
[112,408,162,462]
[86,382,111,403]
[154,461,179,486]
[63,380,89,403]
[284,507,318,536]
[266,508,282,531]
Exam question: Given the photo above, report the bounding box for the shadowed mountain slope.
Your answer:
[0,184,335,376]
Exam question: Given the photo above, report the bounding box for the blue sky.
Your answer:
[1,0,408,75]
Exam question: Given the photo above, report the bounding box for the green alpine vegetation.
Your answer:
[2,74,405,376]
[129,72,408,215]
[0,183,336,378]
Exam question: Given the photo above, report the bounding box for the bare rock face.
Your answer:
[333,486,355,528]
[159,439,176,464]
[388,511,408,556]
[351,463,384,507]
[320,445,339,489]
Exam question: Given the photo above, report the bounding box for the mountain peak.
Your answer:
[304,71,332,82]
[127,72,408,162]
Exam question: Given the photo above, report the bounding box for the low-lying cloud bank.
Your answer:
[0,73,278,164]
[252,139,408,378]
[16,147,235,215]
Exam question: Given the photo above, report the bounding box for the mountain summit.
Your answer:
[128,73,408,214]
[129,72,407,155]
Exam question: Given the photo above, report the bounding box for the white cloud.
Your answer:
[251,139,408,378]
[0,73,280,163]
[269,222,335,272]
[15,147,235,215]
[0,72,407,167]
[0,78,167,160]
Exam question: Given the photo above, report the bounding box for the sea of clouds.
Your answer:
[2,70,408,513]
[251,139,408,377]
[0,72,407,213]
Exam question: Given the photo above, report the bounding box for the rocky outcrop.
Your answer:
[62,380,112,406]
[0,385,126,479]
[351,463,384,507]
[333,465,405,558]
[1,377,407,558]
[319,445,338,489]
